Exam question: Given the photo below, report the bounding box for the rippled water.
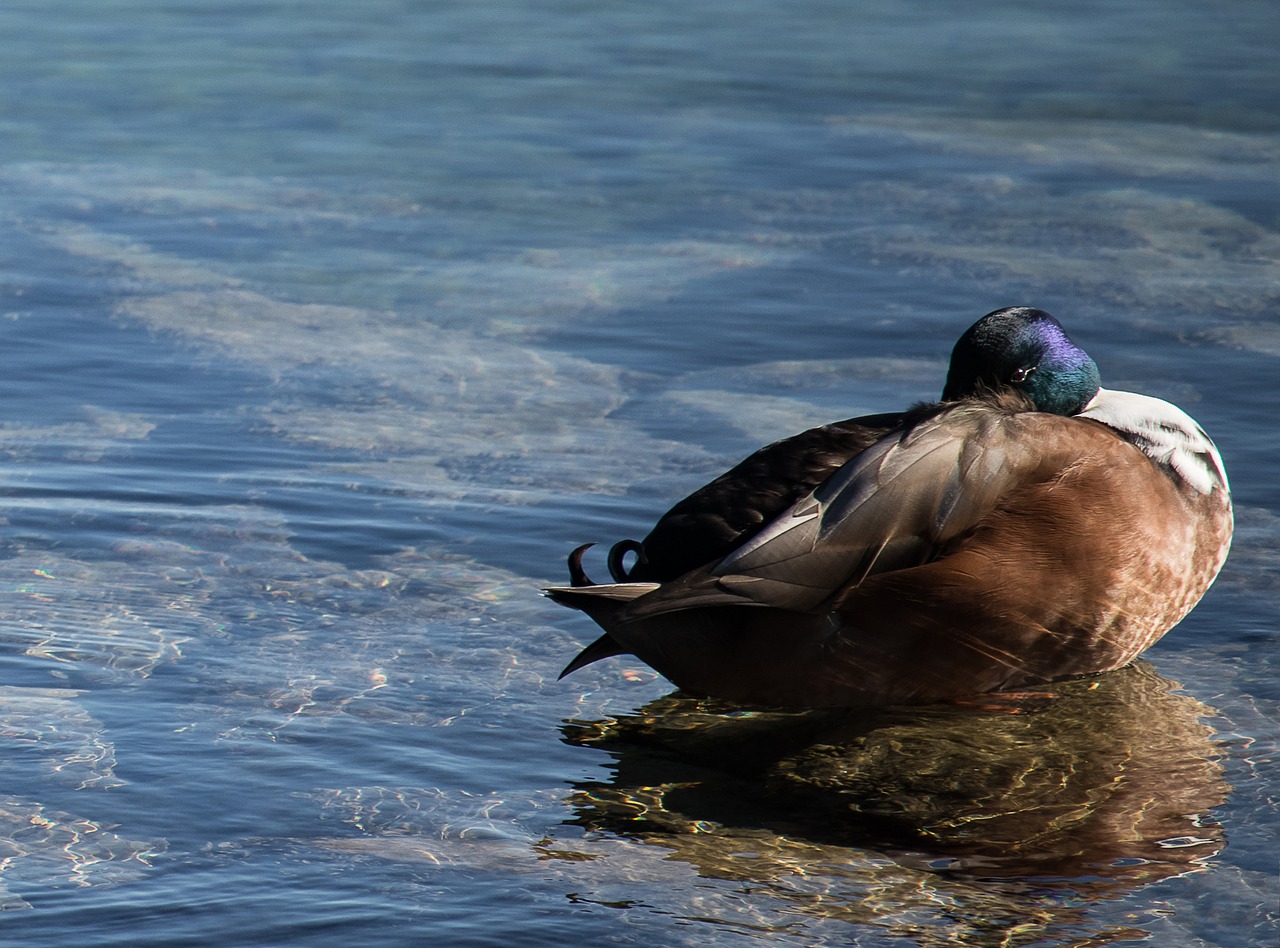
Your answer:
[0,1,1276,944]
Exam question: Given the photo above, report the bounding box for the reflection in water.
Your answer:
[563,663,1228,943]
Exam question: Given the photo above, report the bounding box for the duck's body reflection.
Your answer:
[564,662,1227,935]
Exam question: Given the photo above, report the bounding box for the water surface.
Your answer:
[0,1,1276,944]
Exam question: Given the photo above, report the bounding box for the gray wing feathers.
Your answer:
[545,583,660,603]
[630,406,1024,617]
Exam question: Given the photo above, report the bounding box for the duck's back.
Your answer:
[624,411,905,582]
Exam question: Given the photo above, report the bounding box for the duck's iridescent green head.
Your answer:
[942,307,1101,416]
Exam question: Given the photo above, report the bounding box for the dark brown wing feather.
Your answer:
[620,396,1055,620]
[625,411,907,581]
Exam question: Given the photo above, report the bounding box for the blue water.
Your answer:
[0,1,1276,944]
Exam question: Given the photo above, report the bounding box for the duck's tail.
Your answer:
[547,586,657,679]
[555,631,626,679]
[549,543,659,618]
[546,579,660,679]
[544,581,660,618]
[549,544,662,678]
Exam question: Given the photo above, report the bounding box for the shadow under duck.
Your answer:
[546,307,1233,707]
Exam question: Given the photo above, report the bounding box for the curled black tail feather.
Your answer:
[567,543,596,587]
[608,538,646,581]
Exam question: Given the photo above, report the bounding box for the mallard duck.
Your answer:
[546,307,1233,707]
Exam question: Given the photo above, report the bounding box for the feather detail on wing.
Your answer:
[545,583,660,604]
[619,399,1042,621]
[625,411,906,582]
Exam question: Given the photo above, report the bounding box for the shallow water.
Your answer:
[0,1,1277,944]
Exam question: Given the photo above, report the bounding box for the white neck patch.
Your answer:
[1080,388,1228,495]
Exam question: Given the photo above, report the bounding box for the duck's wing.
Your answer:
[622,400,1041,619]
[628,412,905,582]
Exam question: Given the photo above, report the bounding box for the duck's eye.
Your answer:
[1010,366,1036,384]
